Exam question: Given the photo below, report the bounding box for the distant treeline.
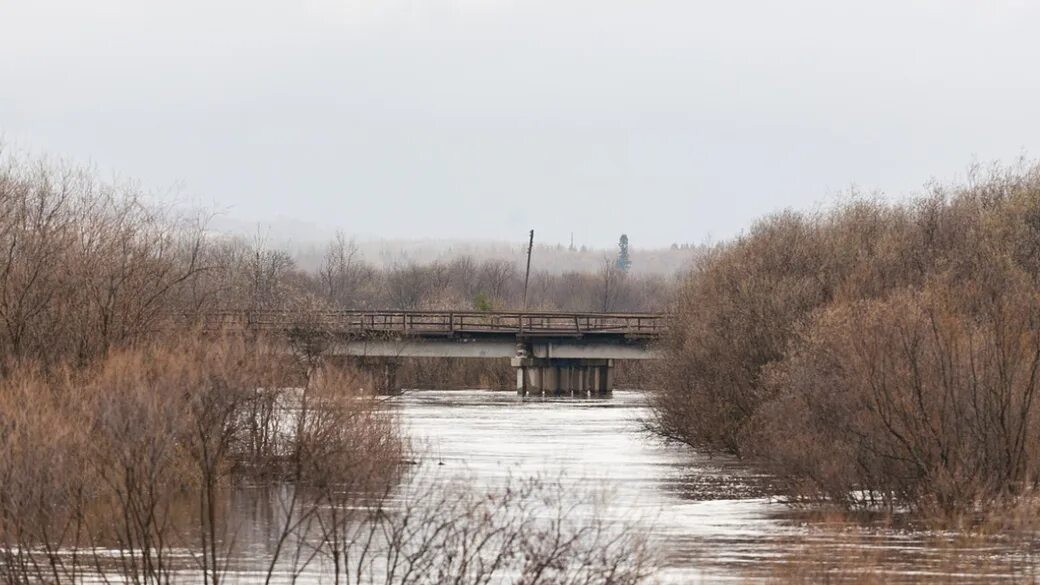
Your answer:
[652,161,1040,516]
[309,232,675,313]
[0,149,674,372]
[280,235,703,277]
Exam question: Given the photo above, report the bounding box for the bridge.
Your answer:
[200,310,665,395]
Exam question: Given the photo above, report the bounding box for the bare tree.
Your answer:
[320,231,363,307]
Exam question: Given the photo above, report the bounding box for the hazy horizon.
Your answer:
[205,215,702,275]
[5,0,1040,247]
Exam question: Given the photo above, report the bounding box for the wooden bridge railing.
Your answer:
[194,310,665,338]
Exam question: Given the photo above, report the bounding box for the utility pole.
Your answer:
[522,229,534,311]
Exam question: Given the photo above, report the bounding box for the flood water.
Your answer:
[77,388,1040,584]
[392,389,1040,584]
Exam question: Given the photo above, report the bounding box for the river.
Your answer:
[390,389,1040,584]
[75,388,1040,584]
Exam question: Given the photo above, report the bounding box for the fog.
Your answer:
[3,0,1040,247]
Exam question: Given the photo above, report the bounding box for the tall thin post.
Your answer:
[522,229,534,311]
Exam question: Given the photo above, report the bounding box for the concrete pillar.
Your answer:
[515,343,531,396]
[380,360,399,395]
[545,366,558,395]
[512,357,613,398]
[596,361,614,395]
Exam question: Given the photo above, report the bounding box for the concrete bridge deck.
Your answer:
[198,310,665,395]
[200,310,664,339]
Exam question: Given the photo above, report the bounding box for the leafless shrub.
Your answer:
[758,269,1040,513]
[0,153,209,371]
[651,160,1040,514]
[650,211,833,453]
[307,472,653,585]
[0,335,405,584]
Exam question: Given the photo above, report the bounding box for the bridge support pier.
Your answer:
[379,359,399,395]
[342,356,401,395]
[512,357,613,397]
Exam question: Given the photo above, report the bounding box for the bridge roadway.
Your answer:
[202,310,664,395]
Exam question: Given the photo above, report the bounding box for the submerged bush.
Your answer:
[761,274,1040,512]
[0,336,403,583]
[651,162,1040,512]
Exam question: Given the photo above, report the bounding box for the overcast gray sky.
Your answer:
[2,0,1039,247]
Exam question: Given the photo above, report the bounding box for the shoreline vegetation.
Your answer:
[650,161,1040,521]
[0,147,655,583]
[0,336,653,584]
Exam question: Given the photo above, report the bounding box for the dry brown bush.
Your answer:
[0,154,209,370]
[650,211,835,453]
[759,270,1040,512]
[0,334,650,584]
[0,347,653,583]
[651,161,1040,513]
[0,336,406,584]
[0,368,93,583]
